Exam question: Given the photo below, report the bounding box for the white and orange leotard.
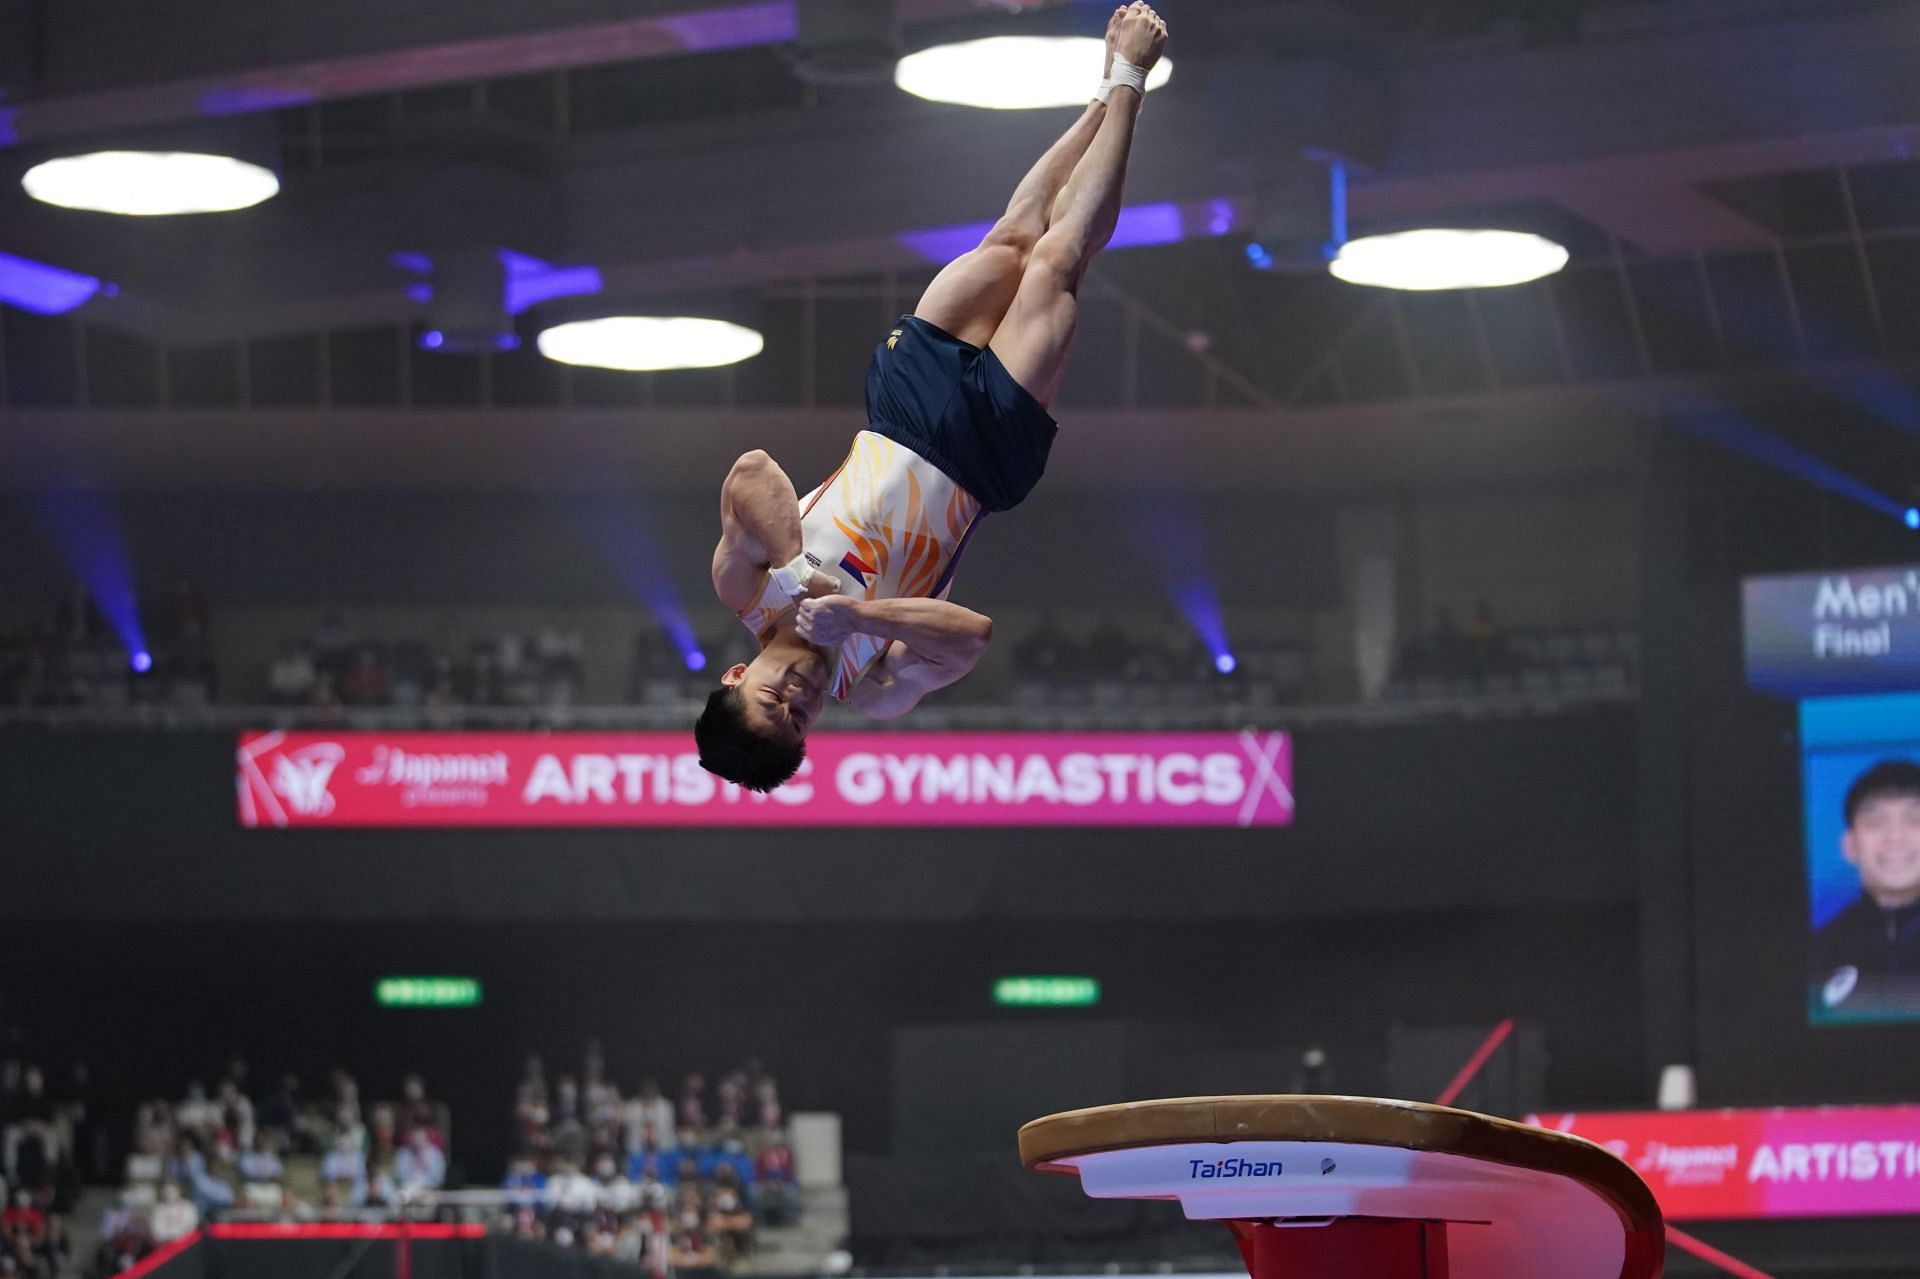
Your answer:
[736,431,984,701]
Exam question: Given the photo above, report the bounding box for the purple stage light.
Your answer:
[498,249,603,315]
[24,490,149,671]
[685,651,709,672]
[900,200,1232,266]
[661,1,795,52]
[1206,199,1237,237]
[0,250,103,315]
[197,85,317,116]
[1103,202,1184,251]
[131,651,153,674]
[1214,653,1237,675]
[421,330,445,349]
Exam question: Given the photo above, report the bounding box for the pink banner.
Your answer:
[1526,1105,1920,1220]
[237,731,1293,829]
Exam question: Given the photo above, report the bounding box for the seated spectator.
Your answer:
[256,1076,307,1153]
[592,1154,638,1213]
[216,1079,254,1156]
[549,1078,587,1168]
[1464,596,1508,679]
[2,1066,56,1190]
[1013,614,1080,678]
[752,1077,781,1130]
[166,579,210,643]
[312,613,354,679]
[236,1132,283,1185]
[613,1210,655,1266]
[133,1100,176,1159]
[148,1184,197,1245]
[623,1079,674,1155]
[165,1136,233,1214]
[582,1049,620,1132]
[399,1075,445,1150]
[678,1075,708,1133]
[94,1190,153,1277]
[585,1210,620,1258]
[267,644,317,705]
[670,1226,719,1277]
[697,1122,755,1186]
[339,648,389,706]
[544,1160,600,1217]
[368,1103,399,1163]
[501,1156,547,1208]
[320,1130,367,1203]
[173,1082,217,1140]
[754,1126,798,1226]
[1,1190,46,1255]
[706,1167,754,1262]
[393,1127,446,1194]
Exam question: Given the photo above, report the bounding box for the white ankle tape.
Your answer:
[1101,55,1147,102]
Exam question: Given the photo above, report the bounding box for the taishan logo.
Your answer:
[1189,1157,1284,1180]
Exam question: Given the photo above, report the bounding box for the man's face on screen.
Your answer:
[1844,793,1920,906]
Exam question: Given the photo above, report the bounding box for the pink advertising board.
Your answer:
[237,730,1293,829]
[1527,1105,1920,1220]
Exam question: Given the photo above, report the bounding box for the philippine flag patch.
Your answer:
[839,551,876,589]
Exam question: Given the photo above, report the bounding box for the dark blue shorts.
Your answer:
[864,314,1058,513]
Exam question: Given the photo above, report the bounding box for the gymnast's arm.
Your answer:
[799,598,994,720]
[711,449,805,612]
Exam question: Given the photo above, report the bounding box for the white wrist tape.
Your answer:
[766,553,813,603]
[1099,54,1147,103]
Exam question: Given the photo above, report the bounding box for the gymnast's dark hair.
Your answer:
[695,686,806,793]
[1844,759,1920,826]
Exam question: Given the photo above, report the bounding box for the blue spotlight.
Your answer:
[131,651,153,674]
[1244,241,1275,271]
[24,491,149,666]
[420,330,445,350]
[1128,500,1236,677]
[1907,508,1920,530]
[568,497,709,675]
[1670,399,1914,525]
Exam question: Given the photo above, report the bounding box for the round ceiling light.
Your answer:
[22,151,280,216]
[895,36,1172,110]
[1328,229,1569,291]
[536,316,765,372]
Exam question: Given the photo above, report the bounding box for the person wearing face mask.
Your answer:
[593,1153,639,1214]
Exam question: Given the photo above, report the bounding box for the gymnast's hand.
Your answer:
[795,595,861,648]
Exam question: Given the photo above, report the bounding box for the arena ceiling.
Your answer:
[2,0,1920,496]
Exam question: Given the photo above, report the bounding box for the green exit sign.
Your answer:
[994,976,1101,1008]
[376,976,482,1008]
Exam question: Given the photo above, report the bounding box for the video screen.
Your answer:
[1803,693,1920,1025]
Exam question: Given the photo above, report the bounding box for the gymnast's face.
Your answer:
[722,649,827,743]
[1845,793,1920,906]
